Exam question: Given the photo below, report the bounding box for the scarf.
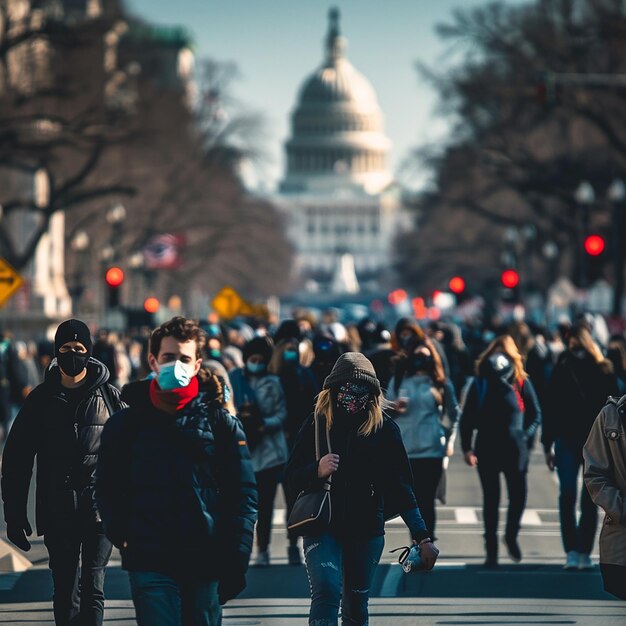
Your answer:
[149,376,199,414]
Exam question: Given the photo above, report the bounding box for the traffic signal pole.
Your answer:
[613,200,625,317]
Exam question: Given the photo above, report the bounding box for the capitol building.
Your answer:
[276,8,409,294]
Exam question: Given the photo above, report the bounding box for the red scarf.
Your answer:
[149,376,199,414]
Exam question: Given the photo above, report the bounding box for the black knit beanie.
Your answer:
[54,319,93,356]
[273,319,302,345]
[242,336,274,363]
[323,352,380,395]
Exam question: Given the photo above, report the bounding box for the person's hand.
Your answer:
[446,442,455,457]
[417,540,439,571]
[7,520,32,552]
[464,451,478,467]
[545,449,556,472]
[318,453,340,479]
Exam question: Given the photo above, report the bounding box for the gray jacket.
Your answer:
[387,374,459,459]
[242,373,289,473]
[583,395,626,567]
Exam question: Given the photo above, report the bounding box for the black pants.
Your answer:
[477,458,527,546]
[409,458,443,538]
[255,464,285,552]
[600,564,626,600]
[44,523,113,626]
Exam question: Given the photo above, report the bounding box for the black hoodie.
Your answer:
[1,358,124,534]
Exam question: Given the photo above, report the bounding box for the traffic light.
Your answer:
[584,234,607,282]
[448,276,465,295]
[501,269,520,302]
[584,234,605,256]
[105,266,124,308]
[144,297,160,314]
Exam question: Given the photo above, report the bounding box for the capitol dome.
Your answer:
[280,8,392,195]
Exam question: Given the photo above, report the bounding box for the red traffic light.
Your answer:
[144,297,160,313]
[584,234,605,256]
[449,276,465,294]
[501,269,520,289]
[105,266,124,287]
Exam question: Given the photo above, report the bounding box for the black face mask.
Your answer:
[58,351,89,377]
[411,354,434,372]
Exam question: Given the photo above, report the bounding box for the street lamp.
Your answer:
[608,178,626,317]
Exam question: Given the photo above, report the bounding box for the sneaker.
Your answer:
[253,551,270,567]
[564,551,579,570]
[288,545,302,566]
[578,554,594,570]
[504,536,522,563]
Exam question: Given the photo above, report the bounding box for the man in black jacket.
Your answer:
[95,317,257,626]
[1,319,124,626]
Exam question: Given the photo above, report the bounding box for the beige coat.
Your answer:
[583,395,626,567]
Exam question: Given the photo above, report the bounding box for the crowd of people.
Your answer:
[0,308,625,625]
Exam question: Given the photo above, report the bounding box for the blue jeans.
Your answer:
[129,571,222,626]
[555,438,598,554]
[303,533,384,626]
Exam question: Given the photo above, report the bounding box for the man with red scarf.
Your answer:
[95,317,257,626]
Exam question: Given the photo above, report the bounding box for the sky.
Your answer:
[126,0,526,189]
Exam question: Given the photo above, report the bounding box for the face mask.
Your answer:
[157,360,193,391]
[399,335,413,349]
[209,324,221,336]
[572,348,587,360]
[283,350,298,363]
[223,385,232,404]
[412,354,434,372]
[336,382,370,415]
[487,352,514,382]
[209,349,221,359]
[58,351,89,377]
[246,361,266,375]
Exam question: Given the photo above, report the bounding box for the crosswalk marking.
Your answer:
[454,507,479,524]
[521,510,543,526]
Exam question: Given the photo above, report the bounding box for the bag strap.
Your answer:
[314,413,333,486]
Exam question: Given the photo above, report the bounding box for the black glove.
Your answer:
[218,550,250,605]
[7,520,32,552]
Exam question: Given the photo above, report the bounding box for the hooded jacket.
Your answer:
[95,380,257,579]
[583,395,626,567]
[1,358,123,534]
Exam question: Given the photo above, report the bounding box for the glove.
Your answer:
[7,520,32,552]
[218,570,246,605]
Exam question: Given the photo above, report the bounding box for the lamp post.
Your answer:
[70,230,90,313]
[608,179,626,317]
[106,203,127,263]
[574,181,595,288]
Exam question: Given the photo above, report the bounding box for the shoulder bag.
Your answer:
[287,414,332,536]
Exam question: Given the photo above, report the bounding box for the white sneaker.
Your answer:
[578,554,594,570]
[564,551,579,570]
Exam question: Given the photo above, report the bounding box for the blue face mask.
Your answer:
[157,360,193,390]
[209,348,221,359]
[246,361,266,375]
[223,385,232,404]
[283,350,298,363]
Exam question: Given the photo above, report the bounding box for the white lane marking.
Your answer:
[455,507,479,524]
[521,510,542,526]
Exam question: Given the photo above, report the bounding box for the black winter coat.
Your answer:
[542,351,618,451]
[279,364,320,447]
[1,358,123,534]
[460,375,542,472]
[95,380,258,580]
[286,412,422,539]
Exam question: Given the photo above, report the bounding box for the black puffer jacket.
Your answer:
[286,412,421,539]
[95,380,258,580]
[1,358,123,534]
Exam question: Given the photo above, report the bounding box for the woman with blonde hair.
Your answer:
[543,324,618,571]
[460,335,541,567]
[286,353,438,626]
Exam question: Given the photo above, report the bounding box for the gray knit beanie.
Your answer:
[323,352,381,395]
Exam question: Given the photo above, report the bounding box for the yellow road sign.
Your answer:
[211,286,245,320]
[0,258,23,308]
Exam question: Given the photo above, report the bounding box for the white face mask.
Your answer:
[157,360,193,390]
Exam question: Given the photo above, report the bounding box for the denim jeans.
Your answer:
[303,533,384,626]
[129,571,221,626]
[555,438,598,554]
[44,523,113,626]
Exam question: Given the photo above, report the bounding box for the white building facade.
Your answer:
[276,8,408,293]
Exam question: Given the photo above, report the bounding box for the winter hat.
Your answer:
[323,352,380,395]
[242,336,274,364]
[54,319,93,356]
[273,319,302,345]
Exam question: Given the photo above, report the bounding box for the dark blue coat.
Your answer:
[95,380,257,580]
